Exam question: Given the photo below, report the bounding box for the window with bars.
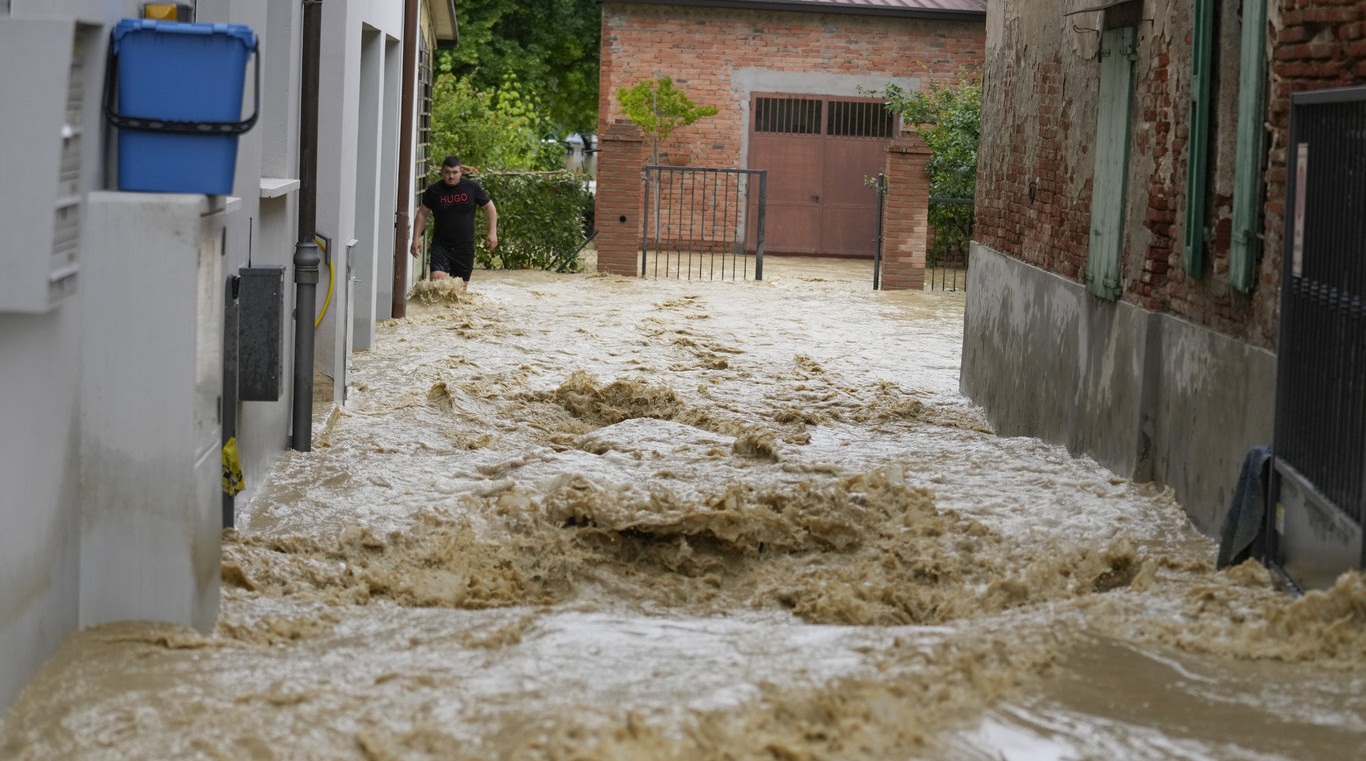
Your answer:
[755,97,823,135]
[827,100,896,138]
[415,43,432,191]
[754,96,896,138]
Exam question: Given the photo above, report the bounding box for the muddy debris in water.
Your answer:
[221,517,575,611]
[408,277,470,304]
[763,361,991,436]
[220,468,1162,630]
[540,370,735,432]
[8,265,1365,761]
[1133,562,1366,667]
[850,381,994,434]
[346,625,1065,761]
[731,430,781,461]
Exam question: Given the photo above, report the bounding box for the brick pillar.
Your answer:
[880,132,932,291]
[594,121,646,276]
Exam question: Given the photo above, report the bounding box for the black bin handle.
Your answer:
[103,27,260,136]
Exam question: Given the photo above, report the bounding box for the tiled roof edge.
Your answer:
[602,0,988,22]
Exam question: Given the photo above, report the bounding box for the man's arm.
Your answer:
[410,205,430,257]
[482,200,499,251]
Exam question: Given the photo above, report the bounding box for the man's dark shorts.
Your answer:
[430,241,474,281]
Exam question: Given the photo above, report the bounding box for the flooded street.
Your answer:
[3,257,1364,760]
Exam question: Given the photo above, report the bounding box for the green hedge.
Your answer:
[471,170,594,273]
[866,72,980,267]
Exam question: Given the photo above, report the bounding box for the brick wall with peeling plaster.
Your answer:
[962,1,1365,531]
[976,1,1365,353]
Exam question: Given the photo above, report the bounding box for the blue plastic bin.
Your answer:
[108,19,258,195]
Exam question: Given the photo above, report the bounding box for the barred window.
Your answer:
[754,97,823,135]
[416,44,432,191]
[826,100,896,139]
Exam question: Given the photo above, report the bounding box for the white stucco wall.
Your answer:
[1,0,127,715]
[314,0,404,402]
[1,0,427,718]
[0,302,83,715]
[235,0,303,495]
[79,193,231,632]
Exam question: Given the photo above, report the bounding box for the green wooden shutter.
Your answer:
[1230,0,1269,293]
[1086,26,1136,302]
[1184,0,1215,276]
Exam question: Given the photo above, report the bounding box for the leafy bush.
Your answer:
[473,171,594,272]
[869,72,981,265]
[427,71,563,179]
[616,76,717,161]
[437,0,601,136]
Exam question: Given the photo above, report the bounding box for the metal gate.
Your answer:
[1268,86,1366,592]
[926,196,974,292]
[641,165,767,281]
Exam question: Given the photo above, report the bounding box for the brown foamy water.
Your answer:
[3,257,1363,760]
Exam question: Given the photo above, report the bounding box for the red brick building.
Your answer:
[594,0,986,278]
[963,1,1366,536]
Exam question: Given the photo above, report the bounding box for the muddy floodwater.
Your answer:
[4,257,1365,760]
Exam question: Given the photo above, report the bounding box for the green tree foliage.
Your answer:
[616,75,718,161]
[443,0,600,136]
[428,70,563,177]
[473,171,595,272]
[871,72,981,264]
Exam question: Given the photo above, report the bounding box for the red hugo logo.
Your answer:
[440,193,470,205]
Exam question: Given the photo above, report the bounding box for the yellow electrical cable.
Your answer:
[314,236,334,328]
[221,436,244,496]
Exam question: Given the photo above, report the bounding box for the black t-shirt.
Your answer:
[421,177,491,248]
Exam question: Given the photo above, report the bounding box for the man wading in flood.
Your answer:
[411,155,499,284]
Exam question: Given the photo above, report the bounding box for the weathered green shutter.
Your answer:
[1184,0,1215,276]
[1086,26,1136,302]
[1230,0,1269,292]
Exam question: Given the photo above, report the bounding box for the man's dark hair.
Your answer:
[442,155,462,168]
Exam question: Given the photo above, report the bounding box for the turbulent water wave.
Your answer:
[3,259,1362,761]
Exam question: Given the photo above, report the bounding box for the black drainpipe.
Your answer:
[291,0,322,451]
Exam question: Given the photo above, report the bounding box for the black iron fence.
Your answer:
[1268,85,1366,591]
[926,196,973,291]
[641,165,767,281]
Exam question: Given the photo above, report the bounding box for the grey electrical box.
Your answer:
[0,18,96,312]
[238,266,285,402]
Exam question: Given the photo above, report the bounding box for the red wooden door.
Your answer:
[748,94,895,256]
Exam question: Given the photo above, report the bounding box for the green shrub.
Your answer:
[867,71,981,265]
[616,76,717,162]
[427,72,562,179]
[473,171,594,272]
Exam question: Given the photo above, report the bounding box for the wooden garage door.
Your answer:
[748,94,896,256]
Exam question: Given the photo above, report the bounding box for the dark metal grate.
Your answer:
[415,44,432,190]
[755,97,823,134]
[826,100,896,138]
[1275,91,1366,526]
[641,166,768,281]
[926,197,974,291]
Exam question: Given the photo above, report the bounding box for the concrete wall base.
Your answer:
[961,242,1277,534]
